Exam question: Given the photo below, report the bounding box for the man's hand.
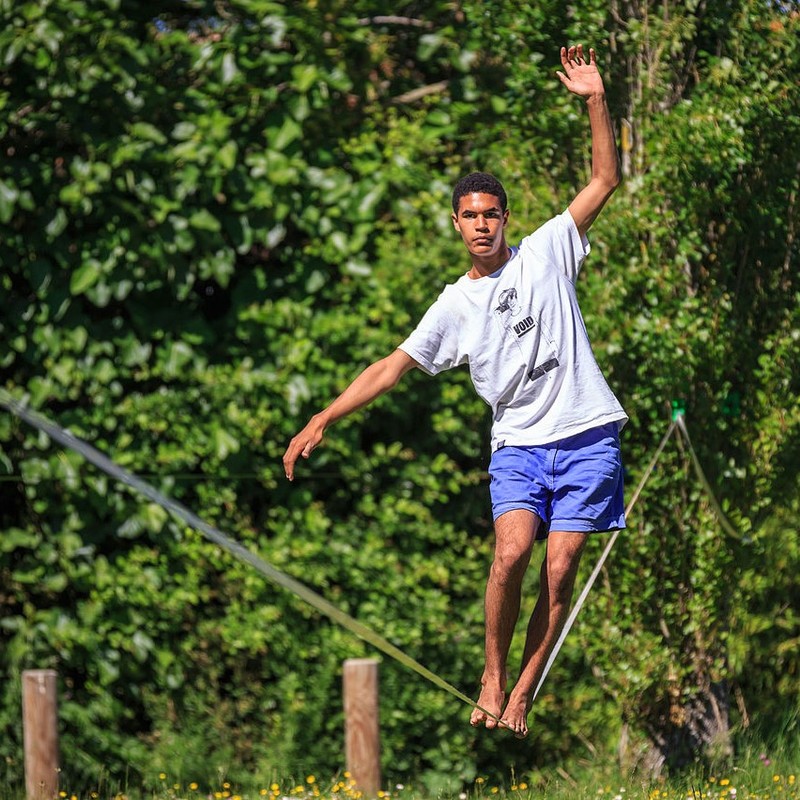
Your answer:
[561,43,620,238]
[281,349,419,482]
[283,414,326,481]
[556,44,605,100]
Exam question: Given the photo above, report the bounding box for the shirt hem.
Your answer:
[491,412,628,452]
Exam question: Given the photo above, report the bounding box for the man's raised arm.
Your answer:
[282,348,418,480]
[557,44,621,238]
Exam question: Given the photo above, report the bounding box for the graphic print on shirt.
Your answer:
[492,280,560,385]
[494,286,536,340]
[494,288,521,317]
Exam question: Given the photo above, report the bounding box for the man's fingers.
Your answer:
[283,438,305,479]
[560,46,574,75]
[283,431,323,481]
[563,43,597,68]
[561,44,590,75]
[282,449,297,480]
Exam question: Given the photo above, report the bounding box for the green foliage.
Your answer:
[1,0,799,791]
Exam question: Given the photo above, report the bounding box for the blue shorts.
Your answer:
[489,423,626,536]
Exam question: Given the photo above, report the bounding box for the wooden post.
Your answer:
[343,658,381,797]
[22,670,59,800]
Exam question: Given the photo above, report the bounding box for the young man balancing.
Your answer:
[283,45,626,738]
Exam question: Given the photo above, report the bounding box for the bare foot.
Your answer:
[470,677,505,729]
[500,690,532,738]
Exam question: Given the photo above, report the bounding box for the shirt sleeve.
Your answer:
[520,210,591,283]
[397,287,466,376]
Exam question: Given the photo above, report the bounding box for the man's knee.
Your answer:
[490,510,538,585]
[490,542,532,586]
[543,539,585,604]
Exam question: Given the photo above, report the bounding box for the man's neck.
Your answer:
[468,244,511,279]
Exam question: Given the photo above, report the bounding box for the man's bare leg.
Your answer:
[500,530,587,737]
[470,509,540,729]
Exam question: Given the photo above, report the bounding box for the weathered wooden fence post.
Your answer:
[343,658,381,797]
[22,669,59,800]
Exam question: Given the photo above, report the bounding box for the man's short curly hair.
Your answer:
[452,172,508,214]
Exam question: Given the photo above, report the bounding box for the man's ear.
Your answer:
[451,212,460,231]
[503,209,510,227]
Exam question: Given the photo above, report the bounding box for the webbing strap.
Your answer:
[530,420,678,703]
[0,389,498,722]
[674,414,740,539]
[531,413,740,703]
[4,388,732,726]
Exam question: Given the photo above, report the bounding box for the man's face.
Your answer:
[452,192,509,260]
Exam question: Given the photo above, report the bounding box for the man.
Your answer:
[283,44,626,738]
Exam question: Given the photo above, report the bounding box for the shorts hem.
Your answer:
[492,501,546,523]
[549,518,627,533]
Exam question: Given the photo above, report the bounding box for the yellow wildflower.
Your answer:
[190,784,199,791]
[307,776,316,785]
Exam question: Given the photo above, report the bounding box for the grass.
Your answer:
[5,725,799,800]
[15,764,798,800]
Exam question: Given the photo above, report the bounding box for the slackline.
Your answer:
[674,413,740,539]
[3,389,731,724]
[0,388,498,723]
[530,418,677,704]
[531,412,740,704]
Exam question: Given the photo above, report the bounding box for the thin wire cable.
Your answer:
[0,388,499,723]
[530,419,678,704]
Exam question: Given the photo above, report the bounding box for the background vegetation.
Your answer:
[1,0,798,793]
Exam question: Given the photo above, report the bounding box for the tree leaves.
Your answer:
[0,0,798,789]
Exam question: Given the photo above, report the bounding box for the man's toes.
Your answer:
[470,708,486,727]
[499,716,528,738]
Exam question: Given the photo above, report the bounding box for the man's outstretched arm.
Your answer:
[282,348,419,480]
[557,44,621,238]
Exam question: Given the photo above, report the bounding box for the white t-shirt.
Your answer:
[398,210,627,451]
